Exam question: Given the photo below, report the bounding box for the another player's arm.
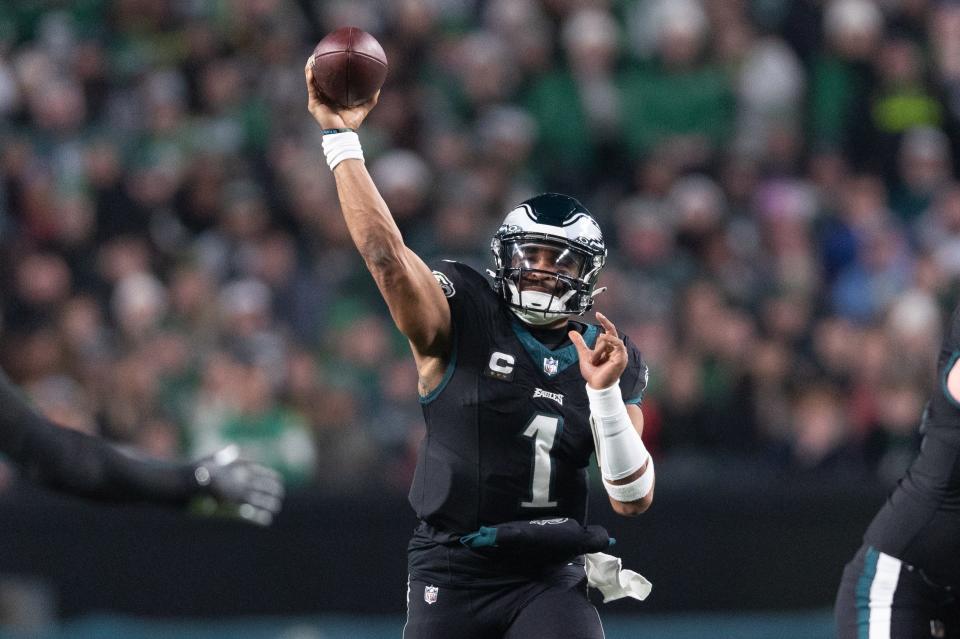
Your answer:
[570,313,654,517]
[304,63,451,389]
[0,368,283,525]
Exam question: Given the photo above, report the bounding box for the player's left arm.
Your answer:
[608,404,653,515]
[570,313,654,517]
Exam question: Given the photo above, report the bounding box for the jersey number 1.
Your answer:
[521,413,562,508]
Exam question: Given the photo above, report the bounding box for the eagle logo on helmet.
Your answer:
[490,193,607,326]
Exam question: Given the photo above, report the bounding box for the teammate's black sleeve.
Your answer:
[0,369,198,503]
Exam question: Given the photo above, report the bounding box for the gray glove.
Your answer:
[192,446,285,526]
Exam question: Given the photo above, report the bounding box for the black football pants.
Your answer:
[403,570,603,639]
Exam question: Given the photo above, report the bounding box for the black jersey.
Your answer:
[408,261,647,543]
[863,304,960,585]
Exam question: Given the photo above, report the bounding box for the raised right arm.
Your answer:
[305,63,451,390]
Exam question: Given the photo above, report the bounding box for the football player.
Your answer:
[835,304,960,638]
[0,367,283,526]
[306,63,654,638]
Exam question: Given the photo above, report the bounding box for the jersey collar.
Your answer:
[511,319,599,378]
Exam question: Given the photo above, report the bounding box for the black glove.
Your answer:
[460,517,613,563]
[192,446,285,526]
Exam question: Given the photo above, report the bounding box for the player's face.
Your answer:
[508,242,584,293]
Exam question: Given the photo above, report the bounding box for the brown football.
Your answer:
[309,27,388,107]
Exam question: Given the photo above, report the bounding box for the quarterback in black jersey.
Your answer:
[0,366,283,525]
[307,65,654,638]
[835,303,960,638]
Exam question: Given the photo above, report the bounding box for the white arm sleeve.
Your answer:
[588,382,653,501]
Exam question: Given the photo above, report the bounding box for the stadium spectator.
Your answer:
[0,0,958,500]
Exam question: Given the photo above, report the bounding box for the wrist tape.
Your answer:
[602,458,654,502]
[322,130,364,170]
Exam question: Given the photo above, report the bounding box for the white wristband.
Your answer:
[587,381,649,482]
[322,131,364,170]
[602,457,654,502]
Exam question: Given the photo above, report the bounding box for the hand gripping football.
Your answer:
[309,26,388,107]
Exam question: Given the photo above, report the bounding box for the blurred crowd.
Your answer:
[0,0,956,495]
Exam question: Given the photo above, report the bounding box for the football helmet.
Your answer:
[490,193,607,326]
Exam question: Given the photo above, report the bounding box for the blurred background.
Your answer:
[0,0,956,636]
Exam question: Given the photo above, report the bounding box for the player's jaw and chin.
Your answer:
[509,271,581,329]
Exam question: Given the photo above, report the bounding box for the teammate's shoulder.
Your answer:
[428,259,493,299]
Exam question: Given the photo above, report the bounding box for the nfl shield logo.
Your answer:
[424,585,439,604]
[543,357,559,376]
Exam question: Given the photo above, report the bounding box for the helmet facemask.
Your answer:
[490,194,607,326]
[492,237,604,326]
